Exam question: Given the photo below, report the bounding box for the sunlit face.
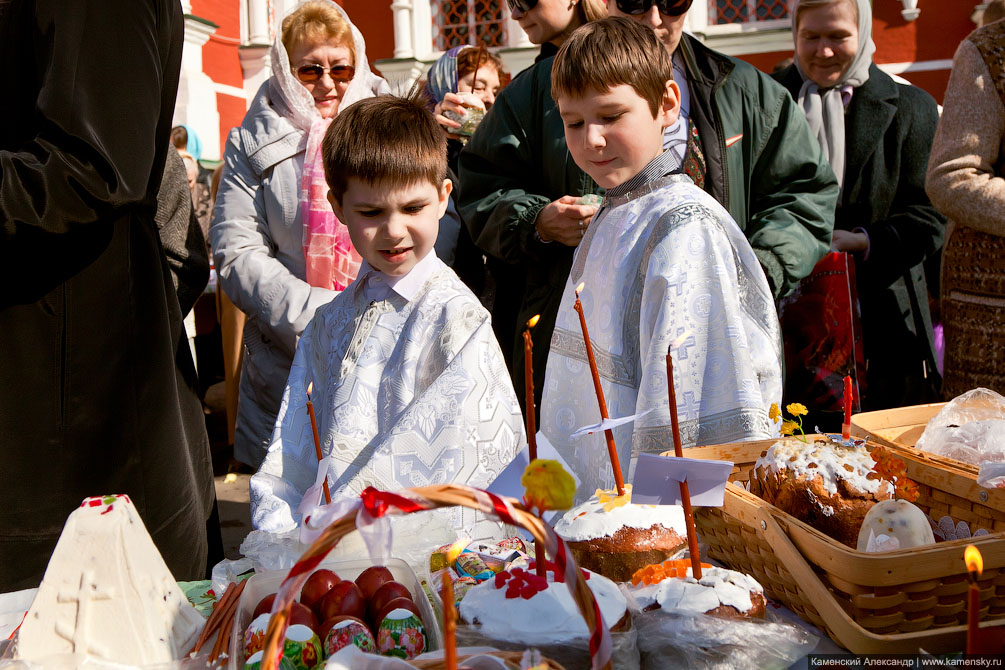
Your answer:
[607,3,689,55]
[558,83,679,189]
[288,39,354,119]
[795,1,859,89]
[458,66,502,109]
[329,178,451,277]
[510,0,580,46]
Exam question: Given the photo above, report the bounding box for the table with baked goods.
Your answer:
[2,391,1003,668]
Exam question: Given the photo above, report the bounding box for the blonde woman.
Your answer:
[211,1,388,468]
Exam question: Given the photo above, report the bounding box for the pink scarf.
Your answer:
[302,118,361,290]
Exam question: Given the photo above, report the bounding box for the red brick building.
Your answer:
[177,1,985,162]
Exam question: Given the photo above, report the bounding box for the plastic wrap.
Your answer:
[239,513,458,575]
[323,645,538,669]
[978,461,1005,489]
[916,388,1005,465]
[630,607,817,670]
[454,625,639,670]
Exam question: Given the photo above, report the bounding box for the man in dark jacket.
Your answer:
[0,0,215,589]
[459,3,838,413]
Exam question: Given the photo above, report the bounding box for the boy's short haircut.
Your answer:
[322,90,447,203]
[551,17,673,117]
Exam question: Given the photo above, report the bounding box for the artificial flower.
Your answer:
[780,420,798,436]
[786,402,808,417]
[769,403,781,424]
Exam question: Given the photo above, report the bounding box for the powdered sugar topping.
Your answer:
[755,438,886,495]
[554,493,687,542]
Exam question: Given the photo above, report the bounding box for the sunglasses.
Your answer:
[295,64,355,83]
[614,0,694,16]
[505,0,538,12]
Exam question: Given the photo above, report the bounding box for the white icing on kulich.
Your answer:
[755,438,885,496]
[16,495,203,663]
[458,567,626,644]
[628,566,763,615]
[857,499,935,552]
[554,486,687,542]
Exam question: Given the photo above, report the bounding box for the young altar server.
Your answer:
[250,94,524,536]
[540,18,783,497]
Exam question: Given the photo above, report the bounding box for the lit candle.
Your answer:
[444,540,468,670]
[523,315,541,461]
[305,382,331,505]
[573,283,625,496]
[666,334,701,580]
[965,544,983,654]
[842,375,853,441]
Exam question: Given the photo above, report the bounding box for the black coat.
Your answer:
[774,64,946,409]
[0,0,214,589]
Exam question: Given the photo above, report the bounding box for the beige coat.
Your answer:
[926,30,1005,238]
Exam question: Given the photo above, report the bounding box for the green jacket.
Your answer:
[458,34,837,407]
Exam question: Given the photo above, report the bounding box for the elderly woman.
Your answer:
[774,0,945,410]
[211,1,388,468]
[926,20,1005,397]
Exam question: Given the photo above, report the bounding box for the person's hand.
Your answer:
[831,229,869,254]
[535,195,598,247]
[434,92,484,140]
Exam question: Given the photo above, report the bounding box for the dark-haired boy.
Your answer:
[540,18,783,496]
[250,95,523,537]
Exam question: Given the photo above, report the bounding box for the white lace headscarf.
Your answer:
[791,0,875,190]
[268,0,390,133]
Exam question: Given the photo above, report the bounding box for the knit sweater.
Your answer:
[926,23,1005,238]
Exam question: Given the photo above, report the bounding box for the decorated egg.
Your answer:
[323,616,376,656]
[376,607,427,659]
[244,612,272,660]
[282,623,323,670]
[244,650,297,670]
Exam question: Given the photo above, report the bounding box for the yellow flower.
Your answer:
[780,420,798,436]
[522,459,576,511]
[768,403,781,424]
[786,403,808,418]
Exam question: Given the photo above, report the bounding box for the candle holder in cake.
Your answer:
[572,282,625,496]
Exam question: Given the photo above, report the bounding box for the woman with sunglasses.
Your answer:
[773,0,944,411]
[211,0,388,469]
[459,1,838,418]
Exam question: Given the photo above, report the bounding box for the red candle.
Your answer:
[573,283,625,496]
[305,382,332,505]
[523,315,540,462]
[965,545,983,654]
[842,375,853,440]
[666,345,702,580]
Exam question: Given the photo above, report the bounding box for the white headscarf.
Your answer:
[268,0,390,133]
[792,0,875,190]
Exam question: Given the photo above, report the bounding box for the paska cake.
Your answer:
[458,561,629,644]
[553,485,687,582]
[15,495,203,664]
[749,438,894,547]
[628,560,766,619]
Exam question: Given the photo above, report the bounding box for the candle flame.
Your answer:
[307,381,313,396]
[965,544,983,577]
[575,282,585,295]
[527,314,541,329]
[669,330,692,351]
[446,538,469,566]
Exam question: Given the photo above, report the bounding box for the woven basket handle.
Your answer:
[257,484,613,670]
[760,510,865,646]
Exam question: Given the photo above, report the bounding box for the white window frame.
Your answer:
[686,0,793,55]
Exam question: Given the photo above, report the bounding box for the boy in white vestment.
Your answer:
[541,18,783,497]
[250,95,524,536]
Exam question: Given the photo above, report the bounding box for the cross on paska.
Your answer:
[55,570,114,656]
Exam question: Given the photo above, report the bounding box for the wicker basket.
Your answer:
[850,403,946,451]
[257,484,611,670]
[678,438,1005,654]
